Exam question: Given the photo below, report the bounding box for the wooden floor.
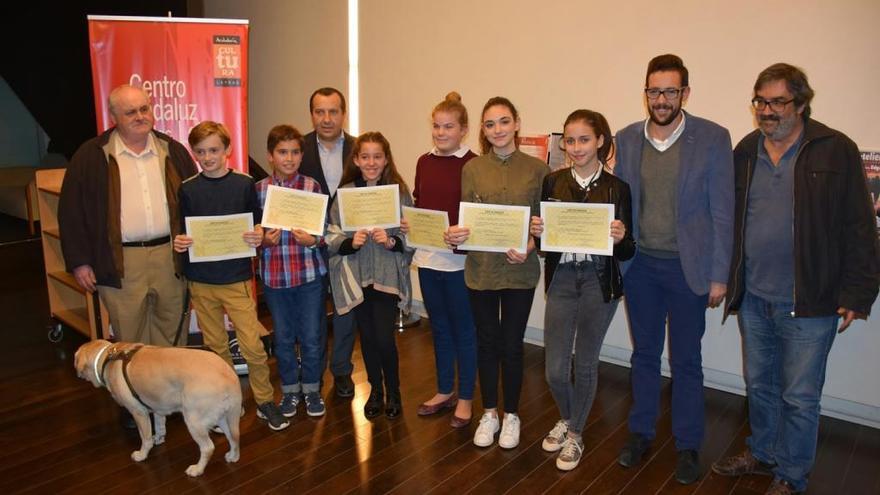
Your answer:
[0,214,877,495]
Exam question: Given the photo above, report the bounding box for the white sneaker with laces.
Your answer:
[542,419,569,452]
[498,413,521,449]
[556,437,585,471]
[473,412,500,447]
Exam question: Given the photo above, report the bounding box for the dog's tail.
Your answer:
[223,398,242,456]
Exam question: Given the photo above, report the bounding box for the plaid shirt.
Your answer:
[256,173,327,288]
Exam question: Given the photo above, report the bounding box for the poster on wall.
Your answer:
[861,150,880,226]
[87,15,249,172]
[517,135,550,163]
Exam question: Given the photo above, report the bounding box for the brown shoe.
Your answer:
[450,415,471,428]
[417,394,457,416]
[711,449,775,477]
[765,479,802,495]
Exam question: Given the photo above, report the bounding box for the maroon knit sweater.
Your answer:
[412,150,477,225]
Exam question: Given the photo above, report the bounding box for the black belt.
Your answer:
[122,235,170,247]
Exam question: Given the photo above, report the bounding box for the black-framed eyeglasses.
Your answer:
[751,97,794,112]
[644,87,686,100]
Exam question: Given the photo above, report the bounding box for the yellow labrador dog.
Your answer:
[74,339,242,477]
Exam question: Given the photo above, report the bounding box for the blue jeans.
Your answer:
[623,253,708,451]
[418,268,477,400]
[264,279,324,394]
[739,291,838,492]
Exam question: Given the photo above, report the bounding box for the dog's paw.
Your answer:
[185,464,205,477]
[225,450,240,463]
[131,450,148,462]
[154,434,165,445]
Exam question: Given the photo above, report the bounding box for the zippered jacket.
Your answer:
[724,119,879,319]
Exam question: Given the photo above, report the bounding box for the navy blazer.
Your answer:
[614,111,734,295]
[299,130,355,199]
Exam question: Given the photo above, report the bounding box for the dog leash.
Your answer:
[99,344,154,412]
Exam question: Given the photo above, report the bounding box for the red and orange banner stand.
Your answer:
[87,15,249,172]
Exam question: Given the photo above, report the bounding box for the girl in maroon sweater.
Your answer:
[402,92,478,427]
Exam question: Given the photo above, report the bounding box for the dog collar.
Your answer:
[92,342,112,387]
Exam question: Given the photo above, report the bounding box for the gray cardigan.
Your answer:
[326,181,414,314]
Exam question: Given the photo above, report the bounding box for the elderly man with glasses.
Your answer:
[712,63,879,495]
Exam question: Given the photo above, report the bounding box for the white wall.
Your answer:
[206,0,880,426]
[360,0,880,428]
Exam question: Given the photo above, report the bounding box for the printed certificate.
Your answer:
[402,206,450,252]
[457,202,530,253]
[185,213,256,263]
[261,184,328,235]
[540,201,614,255]
[338,184,401,231]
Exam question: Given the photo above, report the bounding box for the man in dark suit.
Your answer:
[299,87,357,398]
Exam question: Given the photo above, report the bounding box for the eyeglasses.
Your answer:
[644,87,686,100]
[751,97,794,112]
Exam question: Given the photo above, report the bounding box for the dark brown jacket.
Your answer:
[59,128,197,288]
[724,119,880,318]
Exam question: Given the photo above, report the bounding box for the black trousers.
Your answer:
[354,285,400,394]
[468,287,536,413]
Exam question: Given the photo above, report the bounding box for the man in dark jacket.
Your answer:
[59,84,197,347]
[298,87,357,398]
[712,64,879,495]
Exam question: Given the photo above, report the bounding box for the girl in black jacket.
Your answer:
[529,109,635,471]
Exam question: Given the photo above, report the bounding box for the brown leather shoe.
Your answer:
[765,479,802,495]
[449,414,471,428]
[417,394,457,416]
[711,449,775,477]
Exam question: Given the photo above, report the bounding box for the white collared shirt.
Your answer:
[114,132,170,242]
[644,112,687,152]
[317,133,346,197]
[429,145,471,158]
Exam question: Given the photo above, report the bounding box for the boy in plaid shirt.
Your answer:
[257,125,328,417]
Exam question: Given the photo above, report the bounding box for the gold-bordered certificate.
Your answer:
[540,201,614,255]
[261,184,328,235]
[185,213,256,263]
[457,202,530,253]
[402,206,450,252]
[337,184,401,231]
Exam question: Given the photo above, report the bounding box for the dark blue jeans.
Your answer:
[418,268,477,400]
[264,278,324,394]
[319,275,357,377]
[739,291,838,492]
[623,253,708,451]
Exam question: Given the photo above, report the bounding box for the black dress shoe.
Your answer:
[675,449,701,485]
[618,433,651,468]
[385,390,402,419]
[335,374,355,398]
[364,391,384,419]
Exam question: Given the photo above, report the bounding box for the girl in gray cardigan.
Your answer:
[326,132,414,420]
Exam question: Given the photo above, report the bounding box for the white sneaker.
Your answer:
[498,413,521,449]
[473,412,500,447]
[542,419,569,452]
[556,437,584,471]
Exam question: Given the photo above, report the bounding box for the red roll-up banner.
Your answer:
[87,15,249,172]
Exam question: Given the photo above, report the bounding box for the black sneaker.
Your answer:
[334,374,355,398]
[385,390,401,419]
[256,401,290,431]
[675,449,701,485]
[618,433,651,468]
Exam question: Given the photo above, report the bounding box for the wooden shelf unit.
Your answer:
[36,169,109,340]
